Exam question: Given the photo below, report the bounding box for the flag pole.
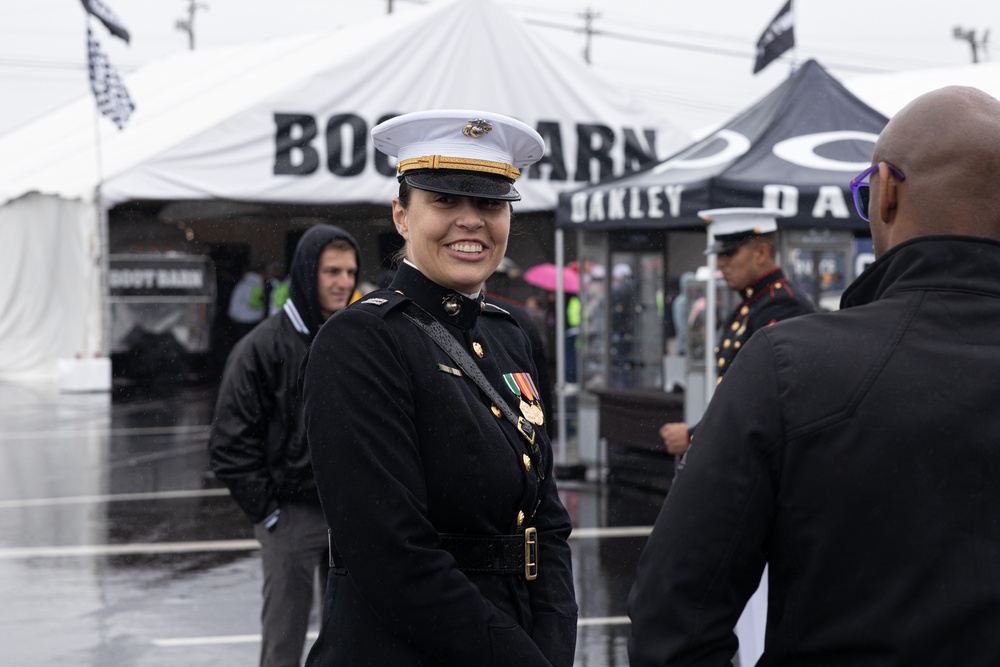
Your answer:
[87,19,111,359]
[82,1,134,365]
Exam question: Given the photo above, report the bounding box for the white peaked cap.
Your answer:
[371,110,545,201]
[699,207,784,254]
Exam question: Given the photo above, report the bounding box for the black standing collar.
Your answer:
[739,267,786,302]
[389,262,484,331]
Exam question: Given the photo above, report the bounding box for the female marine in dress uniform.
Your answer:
[302,110,578,667]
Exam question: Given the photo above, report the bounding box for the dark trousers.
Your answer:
[254,501,330,667]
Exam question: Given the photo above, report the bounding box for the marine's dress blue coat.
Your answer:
[303,263,577,667]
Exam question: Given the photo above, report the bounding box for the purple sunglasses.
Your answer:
[850,162,906,222]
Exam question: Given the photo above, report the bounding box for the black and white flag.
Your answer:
[87,29,135,129]
[753,0,794,74]
[80,0,130,43]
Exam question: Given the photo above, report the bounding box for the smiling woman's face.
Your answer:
[392,187,511,294]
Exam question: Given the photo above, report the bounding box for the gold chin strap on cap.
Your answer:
[397,155,521,180]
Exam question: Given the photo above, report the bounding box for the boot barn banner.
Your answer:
[98,0,691,212]
[556,60,889,231]
[270,111,676,199]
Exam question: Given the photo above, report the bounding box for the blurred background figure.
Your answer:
[228,267,265,342]
[264,262,290,316]
[609,263,635,388]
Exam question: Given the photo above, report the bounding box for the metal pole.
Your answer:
[89,16,109,358]
[704,234,717,408]
[554,227,567,465]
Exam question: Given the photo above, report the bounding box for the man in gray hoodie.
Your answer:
[209,224,360,667]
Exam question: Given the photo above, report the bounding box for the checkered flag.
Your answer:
[87,28,134,129]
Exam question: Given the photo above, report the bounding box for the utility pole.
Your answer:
[579,8,601,65]
[953,26,990,64]
[176,0,209,50]
[387,0,393,14]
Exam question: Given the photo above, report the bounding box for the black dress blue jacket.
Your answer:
[303,263,578,667]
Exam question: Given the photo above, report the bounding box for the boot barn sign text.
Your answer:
[271,112,664,184]
[563,129,880,226]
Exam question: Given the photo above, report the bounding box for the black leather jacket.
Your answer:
[208,224,360,523]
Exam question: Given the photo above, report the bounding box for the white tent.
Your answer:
[846,62,1000,118]
[0,0,690,384]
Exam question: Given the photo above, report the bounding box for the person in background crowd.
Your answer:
[658,209,814,456]
[629,85,1000,666]
[264,262,290,316]
[609,263,635,387]
[302,109,578,666]
[209,225,361,667]
[524,294,549,358]
[227,268,265,341]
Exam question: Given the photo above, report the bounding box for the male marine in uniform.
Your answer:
[659,209,814,455]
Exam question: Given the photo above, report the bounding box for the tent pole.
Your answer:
[704,233,717,409]
[555,227,567,466]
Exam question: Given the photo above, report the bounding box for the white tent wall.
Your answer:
[0,193,101,382]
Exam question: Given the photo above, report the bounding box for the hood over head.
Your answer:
[286,224,361,340]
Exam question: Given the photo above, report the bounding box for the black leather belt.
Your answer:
[328,528,539,580]
[440,527,538,580]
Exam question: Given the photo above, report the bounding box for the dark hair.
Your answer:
[397,177,413,209]
[324,238,356,254]
[752,232,778,260]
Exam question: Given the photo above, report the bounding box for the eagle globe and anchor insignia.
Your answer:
[463,119,492,138]
[503,373,545,427]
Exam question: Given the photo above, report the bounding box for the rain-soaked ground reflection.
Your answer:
[0,382,665,666]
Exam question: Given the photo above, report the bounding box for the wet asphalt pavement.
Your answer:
[0,381,665,667]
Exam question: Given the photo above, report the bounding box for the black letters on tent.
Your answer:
[326,114,367,177]
[576,124,616,182]
[274,113,319,175]
[623,128,658,173]
[529,121,567,181]
[373,113,401,177]
[270,112,658,187]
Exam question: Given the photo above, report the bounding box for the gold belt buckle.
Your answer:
[524,527,538,580]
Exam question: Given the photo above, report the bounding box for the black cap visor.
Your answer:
[402,169,521,201]
[705,230,760,255]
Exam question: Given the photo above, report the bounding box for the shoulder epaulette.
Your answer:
[482,301,519,324]
[349,289,410,317]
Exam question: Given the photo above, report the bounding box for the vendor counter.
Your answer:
[591,388,684,496]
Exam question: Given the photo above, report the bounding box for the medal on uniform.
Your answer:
[503,373,545,426]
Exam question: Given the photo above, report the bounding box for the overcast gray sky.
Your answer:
[2,0,996,136]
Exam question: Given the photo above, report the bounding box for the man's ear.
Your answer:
[391,198,408,240]
[877,161,898,225]
[751,238,770,267]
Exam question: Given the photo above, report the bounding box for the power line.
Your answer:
[524,18,895,73]
[524,17,955,75]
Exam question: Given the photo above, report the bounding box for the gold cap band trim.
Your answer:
[397,155,521,180]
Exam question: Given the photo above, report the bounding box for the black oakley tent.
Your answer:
[556,59,888,232]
